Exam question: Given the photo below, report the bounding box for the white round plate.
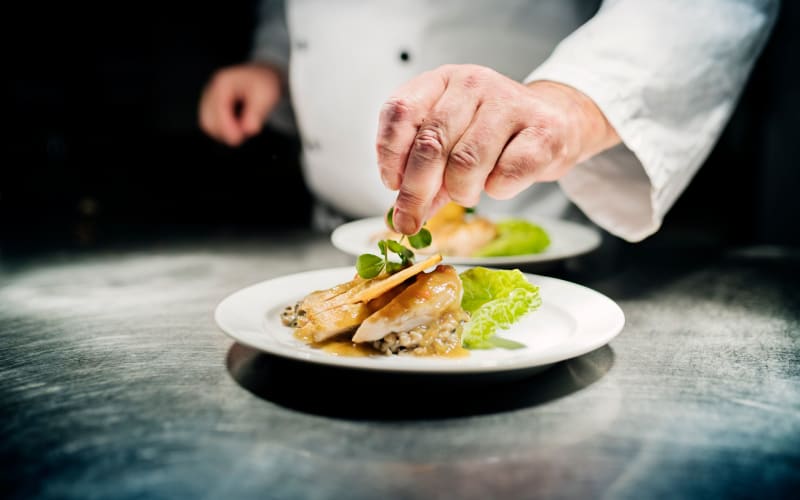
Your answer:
[330,215,602,266]
[214,266,625,374]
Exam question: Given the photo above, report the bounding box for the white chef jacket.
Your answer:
[252,0,778,242]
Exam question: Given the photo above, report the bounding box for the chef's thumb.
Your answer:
[242,91,278,137]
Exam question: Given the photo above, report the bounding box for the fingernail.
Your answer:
[393,210,417,234]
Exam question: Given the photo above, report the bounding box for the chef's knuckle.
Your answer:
[520,126,558,160]
[396,189,427,210]
[412,124,447,161]
[381,98,413,124]
[460,66,493,89]
[497,155,532,184]
[461,73,482,90]
[448,142,481,173]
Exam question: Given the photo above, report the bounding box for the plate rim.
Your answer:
[330,215,602,265]
[214,266,625,374]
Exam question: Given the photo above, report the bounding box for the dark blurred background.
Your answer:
[3,3,798,256]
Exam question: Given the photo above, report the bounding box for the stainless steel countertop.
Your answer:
[1,232,798,499]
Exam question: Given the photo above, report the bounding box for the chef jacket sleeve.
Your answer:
[250,0,296,135]
[524,0,780,242]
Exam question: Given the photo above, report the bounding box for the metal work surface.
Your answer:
[1,233,798,499]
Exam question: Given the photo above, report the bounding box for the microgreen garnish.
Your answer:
[355,206,433,279]
[408,229,432,249]
[356,254,384,279]
[385,206,395,230]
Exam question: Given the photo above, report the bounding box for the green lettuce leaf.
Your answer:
[459,267,541,349]
[471,219,550,257]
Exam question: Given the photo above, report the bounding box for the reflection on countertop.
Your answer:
[227,342,618,420]
[0,232,797,499]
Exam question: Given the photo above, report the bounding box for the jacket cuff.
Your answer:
[524,62,688,242]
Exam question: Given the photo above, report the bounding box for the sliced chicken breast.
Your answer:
[296,302,372,342]
[352,265,463,343]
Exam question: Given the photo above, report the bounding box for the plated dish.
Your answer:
[330,214,602,266]
[214,265,625,375]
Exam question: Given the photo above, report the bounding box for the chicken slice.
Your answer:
[297,281,411,342]
[296,302,372,342]
[297,274,365,318]
[352,265,463,343]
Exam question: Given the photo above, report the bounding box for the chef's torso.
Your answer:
[285,0,599,219]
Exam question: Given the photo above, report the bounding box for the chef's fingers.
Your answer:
[199,84,221,140]
[485,126,558,200]
[217,89,246,147]
[443,101,520,207]
[201,72,245,147]
[376,69,447,192]
[427,189,452,221]
[393,71,482,235]
[208,93,243,147]
[240,79,280,137]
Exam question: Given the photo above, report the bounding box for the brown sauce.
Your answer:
[438,345,470,358]
[292,328,469,358]
[293,329,373,357]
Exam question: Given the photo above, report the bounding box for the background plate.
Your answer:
[330,215,602,266]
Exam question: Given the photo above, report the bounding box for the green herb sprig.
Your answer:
[356,207,432,279]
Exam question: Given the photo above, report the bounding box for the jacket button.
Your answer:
[399,50,411,63]
[295,39,308,50]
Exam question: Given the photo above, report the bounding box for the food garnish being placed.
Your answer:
[281,212,542,357]
[375,202,551,258]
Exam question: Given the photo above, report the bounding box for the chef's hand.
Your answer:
[198,63,282,147]
[376,64,620,235]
